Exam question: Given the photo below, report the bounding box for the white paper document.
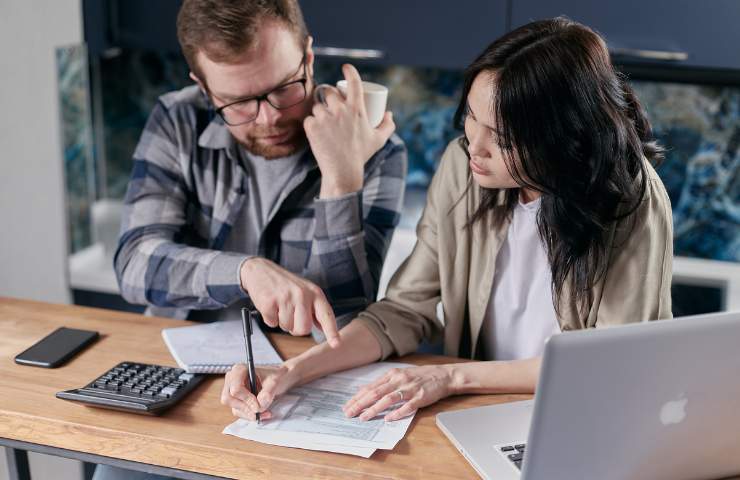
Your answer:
[162,320,283,373]
[223,362,416,457]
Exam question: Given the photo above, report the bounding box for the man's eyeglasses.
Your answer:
[211,54,308,126]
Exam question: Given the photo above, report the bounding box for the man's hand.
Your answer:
[221,364,299,421]
[240,257,340,348]
[304,64,395,198]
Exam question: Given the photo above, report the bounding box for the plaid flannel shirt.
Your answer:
[114,85,407,321]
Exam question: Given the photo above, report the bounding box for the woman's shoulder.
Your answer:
[641,159,672,222]
[613,158,673,244]
[430,136,473,199]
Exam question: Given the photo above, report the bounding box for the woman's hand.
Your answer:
[221,363,300,421]
[343,364,456,422]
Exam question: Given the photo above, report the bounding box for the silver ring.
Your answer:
[395,389,404,402]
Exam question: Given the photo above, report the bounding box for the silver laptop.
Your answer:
[437,312,740,480]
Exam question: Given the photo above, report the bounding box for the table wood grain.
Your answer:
[0,297,530,479]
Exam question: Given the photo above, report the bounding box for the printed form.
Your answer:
[223,362,416,457]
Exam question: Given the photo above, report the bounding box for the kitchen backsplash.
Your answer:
[59,47,739,274]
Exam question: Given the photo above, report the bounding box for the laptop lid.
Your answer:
[523,311,740,480]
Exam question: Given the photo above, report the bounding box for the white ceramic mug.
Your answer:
[314,80,388,128]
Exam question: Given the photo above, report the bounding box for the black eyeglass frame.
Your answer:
[211,51,309,126]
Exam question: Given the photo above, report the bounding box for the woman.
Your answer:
[222,17,673,423]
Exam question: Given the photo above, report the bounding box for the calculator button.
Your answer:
[159,386,178,397]
[178,373,195,382]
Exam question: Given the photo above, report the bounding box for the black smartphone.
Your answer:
[15,327,99,368]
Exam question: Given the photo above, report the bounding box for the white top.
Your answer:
[478,197,561,361]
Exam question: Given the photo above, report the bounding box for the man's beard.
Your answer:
[236,120,307,159]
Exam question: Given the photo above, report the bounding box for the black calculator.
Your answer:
[56,362,204,415]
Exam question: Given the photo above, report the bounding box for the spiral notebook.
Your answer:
[162,320,283,373]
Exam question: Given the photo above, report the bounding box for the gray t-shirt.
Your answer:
[190,147,306,323]
[223,147,306,255]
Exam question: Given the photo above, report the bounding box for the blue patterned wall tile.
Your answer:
[61,49,740,267]
[57,44,94,253]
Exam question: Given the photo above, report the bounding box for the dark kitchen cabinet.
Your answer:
[84,0,740,72]
[511,0,740,71]
[299,0,508,69]
[84,0,508,70]
[84,0,182,55]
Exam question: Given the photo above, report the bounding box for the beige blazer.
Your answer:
[356,138,673,360]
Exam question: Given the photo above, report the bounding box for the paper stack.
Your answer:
[223,362,416,457]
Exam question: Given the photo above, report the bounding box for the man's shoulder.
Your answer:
[365,133,408,171]
[360,133,407,180]
[152,85,212,132]
[158,84,208,112]
[144,85,216,152]
[382,133,407,157]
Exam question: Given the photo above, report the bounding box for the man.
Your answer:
[114,0,407,347]
[98,1,405,478]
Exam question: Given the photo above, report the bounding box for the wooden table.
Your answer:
[0,297,530,479]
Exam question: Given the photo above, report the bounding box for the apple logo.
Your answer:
[660,394,688,426]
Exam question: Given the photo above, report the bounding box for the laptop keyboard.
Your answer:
[498,442,526,470]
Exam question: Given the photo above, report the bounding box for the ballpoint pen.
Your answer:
[240,306,260,424]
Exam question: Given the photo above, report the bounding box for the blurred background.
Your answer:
[1,1,739,478]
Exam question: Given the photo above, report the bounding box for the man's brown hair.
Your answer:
[177,0,308,80]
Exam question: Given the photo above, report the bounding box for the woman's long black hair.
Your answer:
[455,17,663,318]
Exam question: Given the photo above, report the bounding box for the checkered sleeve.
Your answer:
[113,101,249,309]
[306,134,407,321]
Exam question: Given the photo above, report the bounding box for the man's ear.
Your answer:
[305,35,315,79]
[189,72,206,92]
